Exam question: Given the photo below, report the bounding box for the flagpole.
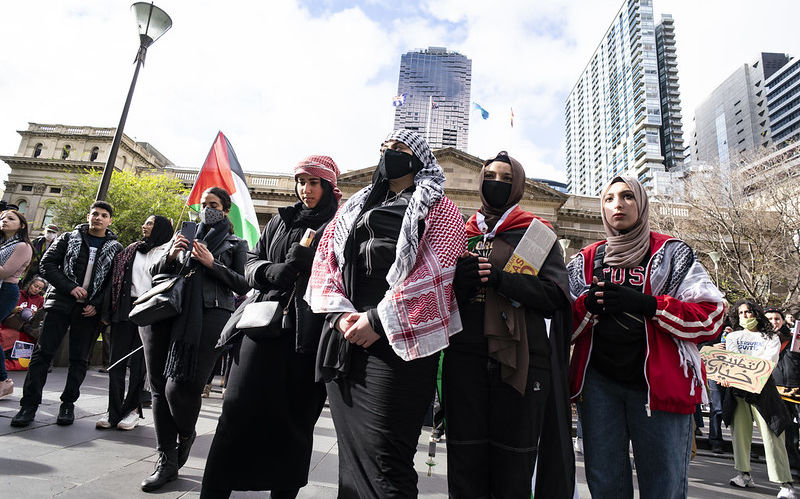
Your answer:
[426,95,433,143]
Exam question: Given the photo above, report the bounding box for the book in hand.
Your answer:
[502,217,557,275]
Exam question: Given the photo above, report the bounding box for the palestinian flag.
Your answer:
[187,132,260,249]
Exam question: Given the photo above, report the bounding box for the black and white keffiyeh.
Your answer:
[0,234,21,266]
[331,129,445,287]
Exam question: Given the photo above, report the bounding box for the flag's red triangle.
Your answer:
[188,131,237,207]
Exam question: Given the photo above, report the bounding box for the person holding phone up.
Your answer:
[139,187,250,492]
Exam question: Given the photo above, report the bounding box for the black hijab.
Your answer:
[293,180,339,228]
[138,215,173,253]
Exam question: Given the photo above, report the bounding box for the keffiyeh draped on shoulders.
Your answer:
[305,129,466,360]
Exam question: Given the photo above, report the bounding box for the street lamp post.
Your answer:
[708,251,721,286]
[96,2,172,201]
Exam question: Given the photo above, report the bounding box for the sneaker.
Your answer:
[117,411,140,431]
[778,484,798,499]
[573,437,584,455]
[711,441,724,454]
[201,383,212,398]
[56,402,75,426]
[730,472,756,488]
[0,379,13,399]
[96,413,114,429]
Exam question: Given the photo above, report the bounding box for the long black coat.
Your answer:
[202,204,330,492]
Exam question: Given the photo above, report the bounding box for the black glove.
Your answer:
[285,243,315,273]
[600,282,657,317]
[486,264,502,289]
[454,255,483,293]
[260,262,297,290]
[583,285,603,315]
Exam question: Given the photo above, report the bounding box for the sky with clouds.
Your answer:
[1,0,799,184]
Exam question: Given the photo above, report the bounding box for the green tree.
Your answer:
[52,168,190,246]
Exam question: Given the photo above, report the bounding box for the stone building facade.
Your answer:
[2,122,606,257]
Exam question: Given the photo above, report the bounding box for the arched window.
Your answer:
[42,204,56,228]
[16,200,28,214]
[62,144,71,160]
[33,143,43,158]
[90,147,99,162]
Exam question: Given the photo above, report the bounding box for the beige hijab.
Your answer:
[601,175,651,268]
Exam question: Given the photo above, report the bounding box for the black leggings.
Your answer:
[140,308,229,452]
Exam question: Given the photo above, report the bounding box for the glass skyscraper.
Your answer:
[692,53,789,167]
[565,0,684,196]
[393,47,472,151]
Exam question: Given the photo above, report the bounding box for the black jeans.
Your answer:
[20,305,102,408]
[140,308,229,452]
[107,320,146,424]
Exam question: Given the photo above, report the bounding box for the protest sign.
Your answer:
[699,345,775,393]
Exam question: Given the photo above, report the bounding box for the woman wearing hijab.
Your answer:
[0,209,33,399]
[306,130,466,498]
[96,215,172,430]
[722,300,796,497]
[140,187,250,492]
[200,156,341,499]
[446,151,574,498]
[568,176,724,498]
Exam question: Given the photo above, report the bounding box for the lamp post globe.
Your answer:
[95,2,172,201]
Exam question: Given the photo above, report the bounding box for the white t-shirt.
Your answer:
[725,328,781,363]
[130,242,170,298]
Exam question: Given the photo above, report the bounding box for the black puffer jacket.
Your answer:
[153,233,250,312]
[40,224,122,314]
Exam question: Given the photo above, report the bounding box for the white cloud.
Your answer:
[1,0,799,189]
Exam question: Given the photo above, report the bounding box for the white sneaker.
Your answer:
[0,378,13,399]
[117,411,140,431]
[95,413,113,429]
[573,437,583,455]
[730,472,756,488]
[778,483,797,498]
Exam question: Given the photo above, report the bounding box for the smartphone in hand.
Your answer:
[180,221,198,253]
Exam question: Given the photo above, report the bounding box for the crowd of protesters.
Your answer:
[2,129,800,498]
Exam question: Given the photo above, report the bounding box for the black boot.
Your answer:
[141,449,179,492]
[10,406,37,427]
[177,430,196,468]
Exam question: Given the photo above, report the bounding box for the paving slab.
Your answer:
[0,368,789,498]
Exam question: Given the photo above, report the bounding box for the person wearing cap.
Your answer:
[21,224,59,287]
[200,155,341,499]
[768,306,800,476]
[445,151,574,497]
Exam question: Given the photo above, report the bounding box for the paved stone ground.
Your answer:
[0,368,791,498]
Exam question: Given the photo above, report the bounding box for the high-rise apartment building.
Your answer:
[565,0,685,196]
[393,47,472,151]
[692,53,790,166]
[655,14,685,171]
[766,56,800,147]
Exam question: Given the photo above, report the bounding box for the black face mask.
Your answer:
[482,180,512,209]
[383,149,417,179]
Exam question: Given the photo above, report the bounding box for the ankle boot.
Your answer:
[141,448,178,492]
